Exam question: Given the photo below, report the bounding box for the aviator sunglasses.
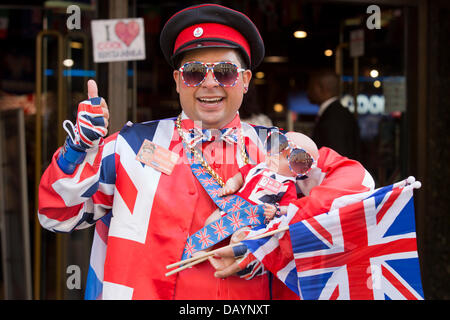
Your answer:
[178,61,245,87]
[264,131,316,177]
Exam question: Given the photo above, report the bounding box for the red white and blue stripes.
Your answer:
[76,97,107,149]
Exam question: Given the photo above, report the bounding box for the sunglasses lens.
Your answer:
[265,132,289,155]
[183,63,207,86]
[289,149,314,176]
[214,63,239,86]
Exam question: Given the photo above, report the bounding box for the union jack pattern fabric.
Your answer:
[236,247,267,280]
[180,150,266,260]
[38,115,274,300]
[66,97,107,149]
[242,178,424,300]
[182,205,265,259]
[186,127,239,147]
[236,162,297,206]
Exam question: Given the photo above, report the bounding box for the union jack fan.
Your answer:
[38,3,375,300]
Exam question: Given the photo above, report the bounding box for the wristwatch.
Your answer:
[274,203,281,217]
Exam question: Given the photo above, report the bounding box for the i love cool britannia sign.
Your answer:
[91,18,146,63]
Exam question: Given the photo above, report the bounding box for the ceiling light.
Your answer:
[370,69,379,78]
[274,103,284,113]
[255,71,265,79]
[70,41,83,49]
[293,30,307,39]
[63,59,74,67]
[264,56,288,63]
[324,49,333,57]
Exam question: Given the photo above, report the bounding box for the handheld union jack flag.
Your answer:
[243,177,424,300]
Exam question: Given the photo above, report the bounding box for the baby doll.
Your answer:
[203,131,319,271]
[205,131,319,225]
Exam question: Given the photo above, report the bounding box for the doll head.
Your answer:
[285,131,319,162]
[265,131,319,178]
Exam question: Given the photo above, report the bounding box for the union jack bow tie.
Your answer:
[186,127,239,147]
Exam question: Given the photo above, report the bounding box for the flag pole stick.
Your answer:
[165,226,289,276]
[165,242,243,271]
[165,256,209,277]
[246,225,289,240]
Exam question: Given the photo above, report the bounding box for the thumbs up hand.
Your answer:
[63,79,110,150]
[57,80,110,173]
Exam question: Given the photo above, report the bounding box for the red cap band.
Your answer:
[173,23,251,62]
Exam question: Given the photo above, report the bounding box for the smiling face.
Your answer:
[173,47,252,129]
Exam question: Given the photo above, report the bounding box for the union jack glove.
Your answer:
[57,96,108,174]
[63,96,108,150]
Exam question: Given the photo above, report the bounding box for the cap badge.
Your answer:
[193,27,204,38]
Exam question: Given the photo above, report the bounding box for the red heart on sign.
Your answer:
[115,21,140,47]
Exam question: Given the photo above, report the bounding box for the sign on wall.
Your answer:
[91,18,146,63]
[383,77,406,113]
[350,29,364,58]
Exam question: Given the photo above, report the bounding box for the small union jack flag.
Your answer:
[230,198,246,213]
[195,229,214,249]
[209,187,223,198]
[199,177,217,187]
[210,219,230,241]
[192,166,209,176]
[216,196,233,208]
[227,212,245,231]
[245,207,261,225]
[184,237,197,257]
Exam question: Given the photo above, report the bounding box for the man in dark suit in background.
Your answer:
[307,69,360,160]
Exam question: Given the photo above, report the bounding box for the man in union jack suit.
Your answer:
[38,3,374,300]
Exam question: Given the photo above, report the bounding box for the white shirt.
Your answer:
[317,96,339,117]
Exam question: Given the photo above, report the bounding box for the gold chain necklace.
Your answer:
[175,114,249,187]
